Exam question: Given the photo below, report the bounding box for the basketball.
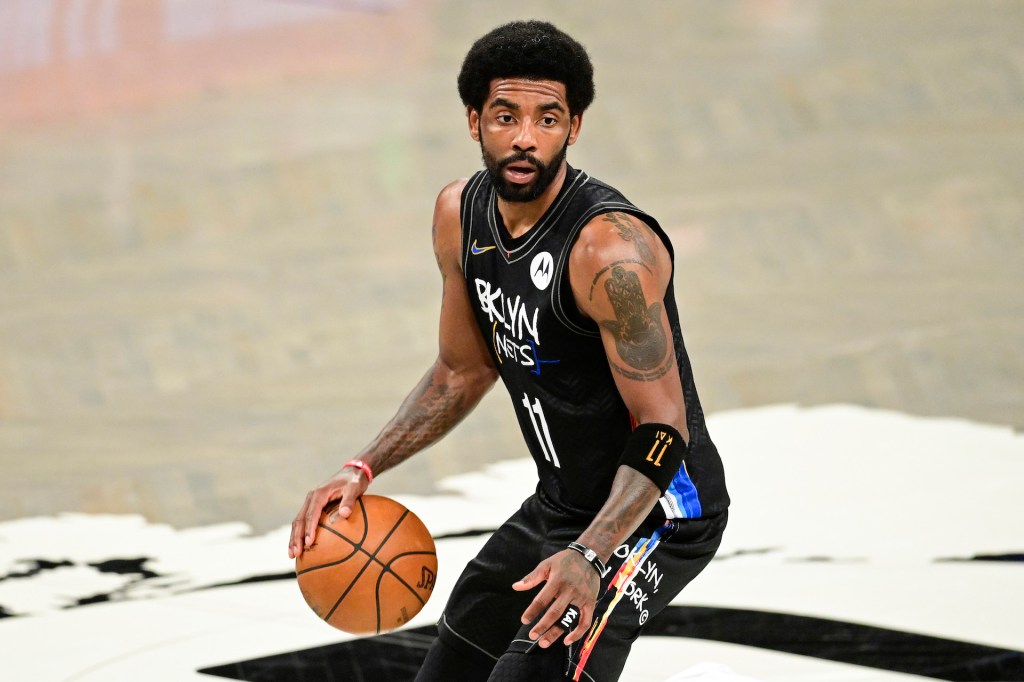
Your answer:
[295,495,437,634]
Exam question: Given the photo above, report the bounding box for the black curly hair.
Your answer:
[457,21,595,116]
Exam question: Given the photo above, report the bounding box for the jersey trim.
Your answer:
[486,169,591,264]
[659,464,703,519]
[460,171,491,272]
[439,613,501,661]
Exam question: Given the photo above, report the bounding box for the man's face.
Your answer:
[469,79,582,203]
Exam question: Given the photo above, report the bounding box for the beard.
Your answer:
[480,133,570,203]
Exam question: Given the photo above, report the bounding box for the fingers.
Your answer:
[515,550,602,648]
[302,490,327,547]
[527,594,569,647]
[335,484,364,520]
[528,596,594,648]
[288,470,372,558]
[562,603,594,646]
[288,490,314,558]
[519,578,558,628]
[512,563,548,593]
[289,486,337,558]
[520,577,590,647]
[289,488,325,559]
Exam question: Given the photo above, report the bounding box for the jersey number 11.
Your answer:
[522,393,561,469]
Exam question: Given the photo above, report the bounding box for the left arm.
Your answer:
[515,211,688,647]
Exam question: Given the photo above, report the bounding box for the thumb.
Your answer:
[513,562,549,591]
[336,483,367,520]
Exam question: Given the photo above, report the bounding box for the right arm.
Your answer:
[289,180,498,558]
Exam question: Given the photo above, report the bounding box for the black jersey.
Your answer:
[459,166,728,523]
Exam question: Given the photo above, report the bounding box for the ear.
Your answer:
[568,113,583,145]
[467,106,481,142]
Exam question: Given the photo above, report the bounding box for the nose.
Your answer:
[512,120,537,152]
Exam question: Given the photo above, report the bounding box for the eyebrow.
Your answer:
[489,97,520,111]
[539,101,566,113]
[488,98,567,114]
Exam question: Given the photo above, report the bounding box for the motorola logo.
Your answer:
[530,252,554,290]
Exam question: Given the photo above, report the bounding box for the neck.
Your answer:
[497,162,569,238]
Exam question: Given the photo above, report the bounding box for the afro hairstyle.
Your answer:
[457,21,595,116]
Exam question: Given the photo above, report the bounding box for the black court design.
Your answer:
[198,605,1024,681]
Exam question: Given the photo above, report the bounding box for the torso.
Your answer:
[459,166,729,523]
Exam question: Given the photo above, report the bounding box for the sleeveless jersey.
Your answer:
[459,165,729,523]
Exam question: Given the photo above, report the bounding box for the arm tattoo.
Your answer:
[581,467,661,559]
[588,258,651,301]
[432,221,448,286]
[602,212,655,265]
[368,367,467,472]
[598,266,670,381]
[588,489,655,550]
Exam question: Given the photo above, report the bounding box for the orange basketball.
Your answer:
[295,495,437,634]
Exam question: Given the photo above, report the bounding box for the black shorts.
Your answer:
[427,489,727,682]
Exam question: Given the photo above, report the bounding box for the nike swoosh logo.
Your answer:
[471,240,497,255]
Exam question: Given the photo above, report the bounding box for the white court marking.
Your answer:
[1,404,1022,681]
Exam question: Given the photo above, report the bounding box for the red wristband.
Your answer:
[343,459,373,483]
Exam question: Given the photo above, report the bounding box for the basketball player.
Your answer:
[290,21,729,682]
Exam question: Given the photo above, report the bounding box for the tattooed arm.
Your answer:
[572,210,688,541]
[289,179,499,558]
[515,211,685,647]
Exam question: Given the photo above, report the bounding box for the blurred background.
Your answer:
[1,0,1022,535]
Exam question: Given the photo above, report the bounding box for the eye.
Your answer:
[496,113,515,124]
[541,115,558,126]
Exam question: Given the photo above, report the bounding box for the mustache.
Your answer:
[497,151,546,171]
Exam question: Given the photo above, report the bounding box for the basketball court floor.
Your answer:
[1,1,1022,680]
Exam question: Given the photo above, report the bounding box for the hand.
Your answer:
[513,549,601,648]
[288,466,370,559]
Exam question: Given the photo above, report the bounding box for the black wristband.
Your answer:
[567,541,606,577]
[619,423,687,493]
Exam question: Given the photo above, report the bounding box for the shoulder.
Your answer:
[567,211,672,314]
[434,177,470,220]
[570,211,667,276]
[432,178,472,233]
[432,178,471,266]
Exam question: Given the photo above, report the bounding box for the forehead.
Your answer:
[485,78,569,108]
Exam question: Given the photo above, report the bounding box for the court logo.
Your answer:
[530,252,554,290]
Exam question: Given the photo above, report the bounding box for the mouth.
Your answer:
[503,162,538,184]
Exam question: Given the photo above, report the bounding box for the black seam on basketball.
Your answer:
[324,507,411,628]
[297,524,363,575]
[377,550,437,608]
[366,509,411,632]
[323,552,376,623]
[295,548,362,576]
[372,563,409,633]
[355,497,369,546]
[299,498,374,574]
[317,498,371,545]
[369,509,410,558]
[322,499,376,622]
[317,524,358,543]
[300,532,428,575]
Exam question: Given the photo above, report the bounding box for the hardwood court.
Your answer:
[1,0,1021,532]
